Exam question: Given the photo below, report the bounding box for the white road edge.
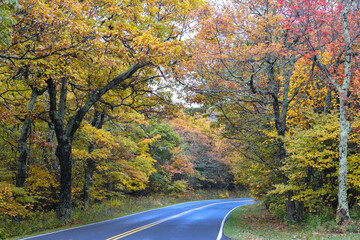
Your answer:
[216,203,247,240]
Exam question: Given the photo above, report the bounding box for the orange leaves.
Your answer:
[0,182,33,217]
[8,0,200,87]
[162,147,194,176]
[0,0,203,218]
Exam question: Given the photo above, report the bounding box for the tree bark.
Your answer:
[83,158,95,208]
[43,122,59,173]
[336,0,353,224]
[337,103,350,224]
[16,87,42,187]
[47,63,145,221]
[55,140,73,221]
[284,175,304,223]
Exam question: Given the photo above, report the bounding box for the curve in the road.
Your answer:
[19,198,254,240]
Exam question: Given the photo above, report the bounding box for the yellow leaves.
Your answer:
[81,123,116,147]
[74,122,126,161]
[272,110,360,212]
[0,182,32,217]
[102,154,156,192]
[269,184,298,195]
[347,153,360,197]
[261,128,278,144]
[285,111,340,173]
[72,117,161,194]
[72,149,90,160]
[12,0,199,94]
[138,134,161,152]
[25,165,59,195]
[286,58,331,129]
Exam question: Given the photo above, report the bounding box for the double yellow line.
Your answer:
[106,200,248,240]
[106,206,206,240]
[106,218,168,240]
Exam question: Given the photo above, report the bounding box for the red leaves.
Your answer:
[162,147,194,176]
[278,0,345,54]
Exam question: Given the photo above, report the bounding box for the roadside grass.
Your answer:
[224,203,360,240]
[2,189,248,240]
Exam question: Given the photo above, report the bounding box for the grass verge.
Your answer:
[224,203,360,240]
[2,189,248,240]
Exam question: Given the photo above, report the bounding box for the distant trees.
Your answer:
[169,113,234,190]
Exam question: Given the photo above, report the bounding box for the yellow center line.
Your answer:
[105,200,250,240]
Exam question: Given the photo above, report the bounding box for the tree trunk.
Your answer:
[16,88,40,187]
[337,94,351,224]
[46,63,144,221]
[280,56,305,223]
[336,0,353,224]
[44,122,59,173]
[285,191,304,223]
[84,111,105,208]
[323,87,332,115]
[84,158,95,208]
[278,138,304,223]
[283,174,304,223]
[56,140,73,221]
[16,115,32,187]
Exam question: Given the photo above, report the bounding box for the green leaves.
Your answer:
[0,0,19,46]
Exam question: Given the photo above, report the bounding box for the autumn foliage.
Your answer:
[184,0,360,223]
[2,0,360,229]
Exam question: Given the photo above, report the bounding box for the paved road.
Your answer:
[19,198,253,240]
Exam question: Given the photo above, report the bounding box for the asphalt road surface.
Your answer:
[19,198,254,240]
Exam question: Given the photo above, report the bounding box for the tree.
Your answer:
[143,120,194,193]
[71,110,158,204]
[279,0,360,224]
[182,0,309,222]
[2,0,201,221]
[169,113,234,189]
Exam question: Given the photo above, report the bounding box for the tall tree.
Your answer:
[2,0,201,221]
[182,0,307,222]
[280,0,360,223]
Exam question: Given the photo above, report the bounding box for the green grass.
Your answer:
[224,203,360,240]
[1,189,248,240]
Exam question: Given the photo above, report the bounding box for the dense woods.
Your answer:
[1,0,360,234]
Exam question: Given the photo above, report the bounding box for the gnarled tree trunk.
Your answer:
[16,87,45,187]
[47,63,144,221]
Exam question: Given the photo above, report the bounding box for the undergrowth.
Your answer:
[224,203,360,240]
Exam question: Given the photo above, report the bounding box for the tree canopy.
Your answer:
[1,0,360,227]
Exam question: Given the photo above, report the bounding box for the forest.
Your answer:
[1,0,360,237]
